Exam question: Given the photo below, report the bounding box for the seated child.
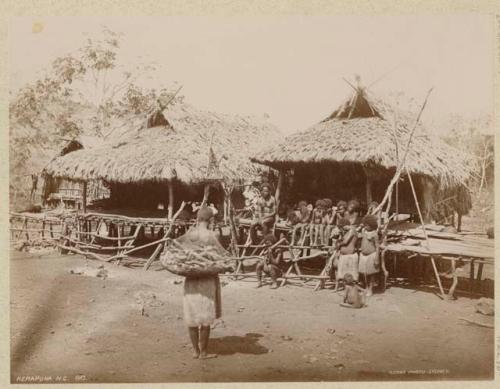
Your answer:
[297,201,312,223]
[286,209,300,226]
[256,234,283,289]
[358,214,380,297]
[346,199,362,226]
[294,200,311,245]
[340,272,366,309]
[367,201,379,216]
[334,200,347,226]
[310,199,326,245]
[322,198,334,244]
[286,209,301,244]
[334,217,359,292]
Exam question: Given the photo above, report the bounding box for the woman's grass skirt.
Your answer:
[183,276,221,327]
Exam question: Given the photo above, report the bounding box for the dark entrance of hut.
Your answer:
[278,162,424,218]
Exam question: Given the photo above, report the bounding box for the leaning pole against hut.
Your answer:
[250,77,473,292]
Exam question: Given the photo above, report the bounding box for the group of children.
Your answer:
[257,198,381,308]
[285,199,367,246]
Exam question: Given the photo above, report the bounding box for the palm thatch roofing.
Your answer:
[252,87,471,188]
[43,102,280,185]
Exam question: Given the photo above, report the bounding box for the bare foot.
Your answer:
[199,353,218,359]
[256,282,263,288]
[192,351,200,359]
[270,283,278,289]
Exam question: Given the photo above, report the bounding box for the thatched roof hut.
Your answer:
[251,85,472,219]
[42,102,280,215]
[44,102,279,185]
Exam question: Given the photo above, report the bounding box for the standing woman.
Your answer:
[177,206,229,359]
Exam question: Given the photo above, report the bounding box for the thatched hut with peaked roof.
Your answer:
[43,101,280,216]
[41,135,110,208]
[251,85,472,222]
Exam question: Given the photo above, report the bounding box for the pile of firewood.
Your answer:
[160,239,234,277]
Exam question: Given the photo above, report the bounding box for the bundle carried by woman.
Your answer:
[161,238,233,277]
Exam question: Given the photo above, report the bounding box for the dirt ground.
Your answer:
[10,250,494,384]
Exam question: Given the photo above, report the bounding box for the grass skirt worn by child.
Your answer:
[358,252,379,275]
[337,253,359,281]
[183,276,222,327]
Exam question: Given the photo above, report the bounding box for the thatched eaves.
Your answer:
[43,102,280,184]
[252,89,471,188]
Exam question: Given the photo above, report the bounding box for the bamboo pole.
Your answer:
[372,88,434,215]
[202,183,210,206]
[275,170,284,210]
[168,181,174,220]
[405,165,445,298]
[143,243,163,271]
[222,182,239,257]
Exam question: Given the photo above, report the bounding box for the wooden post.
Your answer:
[168,181,174,220]
[447,258,458,299]
[457,212,462,232]
[476,262,484,294]
[202,183,210,206]
[82,181,87,214]
[275,170,284,210]
[469,259,475,297]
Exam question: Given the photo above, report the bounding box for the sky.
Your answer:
[9,15,495,135]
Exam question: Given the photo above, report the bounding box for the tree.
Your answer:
[442,114,493,191]
[10,27,181,206]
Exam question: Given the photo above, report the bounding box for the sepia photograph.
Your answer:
[8,14,495,384]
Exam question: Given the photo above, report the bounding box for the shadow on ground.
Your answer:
[209,333,268,355]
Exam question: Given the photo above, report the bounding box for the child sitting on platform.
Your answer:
[340,272,366,309]
[256,234,283,289]
[292,200,311,245]
[298,201,311,223]
[311,199,326,245]
[322,198,334,244]
[359,214,380,297]
[334,200,347,226]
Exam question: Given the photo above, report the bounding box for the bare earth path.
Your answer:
[10,250,493,383]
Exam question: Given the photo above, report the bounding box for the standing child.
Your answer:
[256,234,283,289]
[358,215,380,296]
[334,217,359,292]
[340,273,366,308]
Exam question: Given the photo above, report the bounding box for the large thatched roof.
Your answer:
[43,102,280,184]
[252,88,471,188]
